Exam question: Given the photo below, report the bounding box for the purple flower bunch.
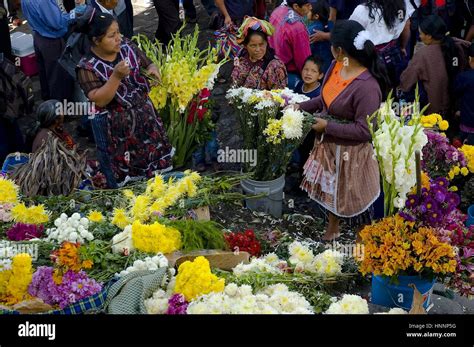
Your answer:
[6,223,44,241]
[422,131,467,178]
[166,294,188,315]
[28,267,102,309]
[400,177,461,227]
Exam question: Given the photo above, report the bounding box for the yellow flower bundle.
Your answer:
[460,144,474,174]
[131,220,181,254]
[0,253,33,305]
[0,177,19,204]
[420,113,449,131]
[11,203,49,225]
[359,215,456,277]
[174,256,225,301]
[127,171,202,223]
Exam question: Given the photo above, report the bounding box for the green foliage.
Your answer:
[161,219,226,252]
[81,239,153,283]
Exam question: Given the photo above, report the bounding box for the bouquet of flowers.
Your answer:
[325,294,369,314]
[173,256,225,301]
[134,27,227,167]
[226,87,313,181]
[187,283,314,314]
[368,94,428,216]
[420,113,449,131]
[358,215,457,279]
[422,131,468,180]
[224,229,261,257]
[400,177,460,227]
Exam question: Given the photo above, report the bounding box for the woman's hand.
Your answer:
[310,31,330,44]
[284,104,300,112]
[147,64,161,82]
[312,117,328,133]
[112,60,130,80]
[224,15,233,26]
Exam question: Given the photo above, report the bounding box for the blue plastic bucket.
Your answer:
[467,205,474,228]
[371,275,435,310]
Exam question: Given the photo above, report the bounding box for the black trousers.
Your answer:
[152,0,180,46]
[0,5,12,61]
[33,33,74,101]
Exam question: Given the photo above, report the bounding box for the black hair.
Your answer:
[311,0,329,25]
[242,29,268,46]
[419,15,461,85]
[303,55,324,72]
[74,7,117,45]
[330,20,390,98]
[366,0,406,30]
[241,29,276,70]
[26,100,62,151]
[287,0,310,8]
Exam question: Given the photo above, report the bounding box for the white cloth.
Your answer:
[349,0,416,46]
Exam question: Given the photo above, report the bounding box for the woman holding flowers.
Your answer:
[294,20,390,241]
[231,17,288,90]
[76,9,173,186]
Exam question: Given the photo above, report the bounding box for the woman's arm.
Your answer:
[298,95,324,114]
[85,61,130,107]
[215,0,232,25]
[399,19,411,56]
[399,49,423,92]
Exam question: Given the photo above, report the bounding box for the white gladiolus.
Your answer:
[369,97,428,215]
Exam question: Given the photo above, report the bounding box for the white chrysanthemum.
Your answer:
[111,225,134,255]
[187,283,313,314]
[145,289,170,314]
[325,295,369,314]
[281,108,304,140]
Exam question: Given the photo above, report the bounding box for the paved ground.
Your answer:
[8,1,474,314]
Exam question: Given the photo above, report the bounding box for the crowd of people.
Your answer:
[0,0,474,239]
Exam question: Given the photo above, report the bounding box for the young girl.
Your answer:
[306,0,333,72]
[295,20,390,241]
[294,55,325,98]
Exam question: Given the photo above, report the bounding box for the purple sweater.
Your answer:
[298,61,382,146]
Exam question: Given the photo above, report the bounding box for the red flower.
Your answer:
[452,138,463,148]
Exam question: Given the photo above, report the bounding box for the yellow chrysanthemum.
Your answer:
[174,256,225,301]
[11,203,49,225]
[131,195,151,222]
[0,177,19,204]
[87,210,104,223]
[111,208,131,229]
[460,145,474,173]
[438,120,449,131]
[3,253,33,304]
[122,189,135,200]
[131,220,181,254]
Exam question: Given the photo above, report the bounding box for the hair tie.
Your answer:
[88,7,96,24]
[353,30,371,50]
